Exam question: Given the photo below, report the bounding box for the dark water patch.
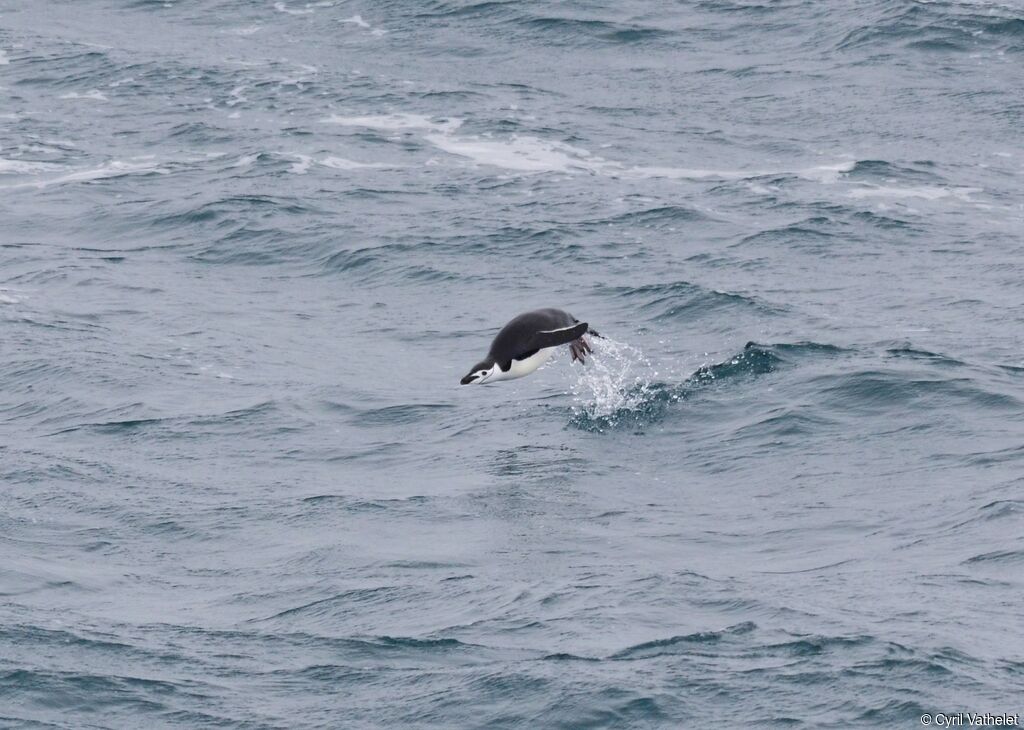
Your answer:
[353,403,455,427]
[611,622,757,660]
[605,280,781,321]
[884,345,965,368]
[319,245,465,284]
[0,360,76,392]
[586,205,709,228]
[316,400,360,415]
[987,17,1024,40]
[0,668,204,714]
[11,49,114,89]
[0,625,181,664]
[524,17,673,45]
[815,370,1021,414]
[143,519,195,539]
[688,341,787,385]
[736,223,839,252]
[846,657,952,678]
[846,159,945,184]
[767,633,874,657]
[189,401,279,426]
[320,247,380,274]
[301,494,349,505]
[165,122,235,145]
[836,4,1024,55]
[487,445,585,481]
[411,1,520,20]
[301,495,430,514]
[151,193,315,229]
[47,401,283,439]
[850,210,916,231]
[963,549,1024,566]
[374,635,468,651]
[843,651,970,679]
[49,416,164,436]
[542,692,671,730]
[977,500,1024,521]
[247,628,493,665]
[259,587,417,622]
[854,700,931,726]
[380,560,470,570]
[541,652,600,662]
[695,1,778,14]
[318,231,601,282]
[731,407,838,440]
[996,363,1024,377]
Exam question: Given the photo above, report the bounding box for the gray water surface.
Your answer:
[2,1,1023,727]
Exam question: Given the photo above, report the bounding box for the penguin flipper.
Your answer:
[529,321,588,351]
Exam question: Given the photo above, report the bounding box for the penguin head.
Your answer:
[461,359,498,385]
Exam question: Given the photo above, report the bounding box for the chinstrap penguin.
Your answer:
[460,308,597,385]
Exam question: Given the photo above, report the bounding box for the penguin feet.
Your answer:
[569,336,593,364]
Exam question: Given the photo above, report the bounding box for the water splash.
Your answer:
[568,336,667,430]
[569,341,787,432]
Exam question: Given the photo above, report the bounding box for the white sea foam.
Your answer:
[621,164,758,180]
[327,110,855,185]
[274,2,313,15]
[341,15,370,28]
[227,85,248,107]
[339,14,385,34]
[425,133,604,173]
[796,160,858,183]
[60,89,108,101]
[319,155,392,170]
[321,113,462,133]
[285,153,395,173]
[288,154,313,174]
[422,127,855,183]
[618,159,856,182]
[231,154,259,168]
[1,160,167,190]
[0,159,61,174]
[0,50,9,65]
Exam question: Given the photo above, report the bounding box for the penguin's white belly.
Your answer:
[493,347,554,381]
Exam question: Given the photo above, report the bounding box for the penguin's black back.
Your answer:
[488,308,582,361]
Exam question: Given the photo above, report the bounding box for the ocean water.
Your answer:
[2,0,1023,727]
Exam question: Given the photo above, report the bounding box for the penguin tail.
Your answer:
[569,336,593,364]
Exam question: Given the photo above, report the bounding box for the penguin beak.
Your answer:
[460,373,477,385]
